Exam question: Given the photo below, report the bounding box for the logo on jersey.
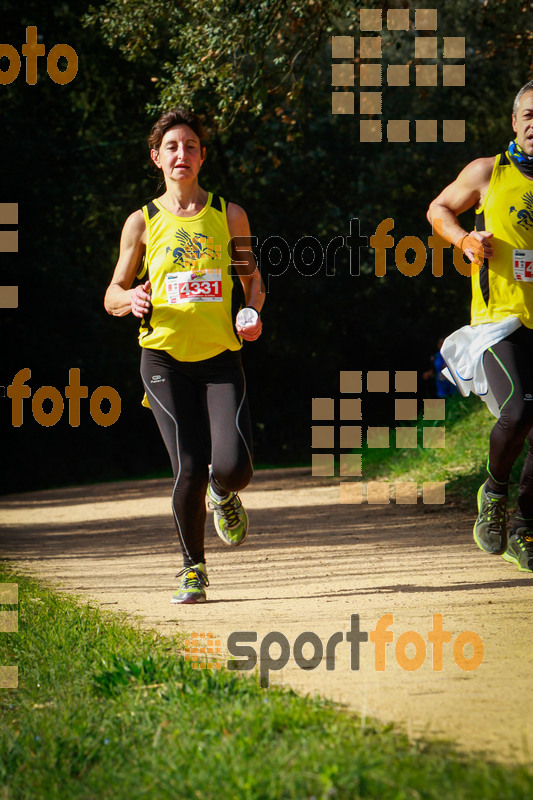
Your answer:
[511,190,533,231]
[165,230,221,267]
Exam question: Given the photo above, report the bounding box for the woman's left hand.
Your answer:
[236,318,262,341]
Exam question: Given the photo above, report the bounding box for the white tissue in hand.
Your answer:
[236,308,258,327]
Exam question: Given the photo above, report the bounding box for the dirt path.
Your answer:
[1,469,532,765]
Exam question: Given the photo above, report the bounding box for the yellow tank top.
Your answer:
[137,193,242,361]
[472,152,533,326]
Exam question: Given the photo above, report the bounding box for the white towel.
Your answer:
[440,317,522,418]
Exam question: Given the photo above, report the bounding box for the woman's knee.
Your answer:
[212,458,253,493]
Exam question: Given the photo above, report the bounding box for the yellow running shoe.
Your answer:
[207,483,248,546]
[171,563,209,604]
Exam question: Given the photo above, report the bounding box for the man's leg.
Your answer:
[474,328,533,554]
[484,328,533,489]
[502,428,533,572]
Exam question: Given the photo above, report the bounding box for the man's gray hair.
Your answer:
[513,80,533,116]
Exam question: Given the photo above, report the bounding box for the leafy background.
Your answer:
[1,0,531,491]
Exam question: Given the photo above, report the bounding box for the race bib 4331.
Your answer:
[165,270,223,303]
[513,250,533,282]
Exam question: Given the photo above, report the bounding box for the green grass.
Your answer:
[361,393,527,508]
[1,567,532,799]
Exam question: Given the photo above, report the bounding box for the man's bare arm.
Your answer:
[427,156,495,263]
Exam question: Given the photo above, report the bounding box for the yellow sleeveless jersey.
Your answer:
[472,152,533,326]
[136,193,242,361]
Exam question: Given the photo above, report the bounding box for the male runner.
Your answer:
[427,79,533,573]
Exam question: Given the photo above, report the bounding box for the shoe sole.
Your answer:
[472,484,506,555]
[170,596,207,604]
[215,528,247,547]
[473,526,506,555]
[501,551,533,572]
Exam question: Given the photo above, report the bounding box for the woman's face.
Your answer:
[151,124,205,183]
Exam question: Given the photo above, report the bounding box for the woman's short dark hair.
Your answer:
[148,108,207,151]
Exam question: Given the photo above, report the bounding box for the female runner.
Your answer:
[104,108,264,603]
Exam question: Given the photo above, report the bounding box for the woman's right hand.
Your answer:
[131,280,152,318]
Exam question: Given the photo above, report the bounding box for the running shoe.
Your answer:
[207,482,248,546]
[473,481,508,555]
[502,529,533,572]
[171,563,209,604]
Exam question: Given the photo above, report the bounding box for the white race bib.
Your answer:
[513,249,533,282]
[165,270,222,303]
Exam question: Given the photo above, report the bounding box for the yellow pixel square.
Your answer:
[387,120,410,142]
[360,92,382,115]
[340,399,362,420]
[367,482,390,504]
[443,65,465,87]
[423,482,446,504]
[387,9,410,30]
[416,120,438,142]
[395,371,417,392]
[340,454,362,476]
[367,427,389,448]
[332,64,354,86]
[359,64,382,86]
[0,611,18,632]
[424,399,445,420]
[312,398,334,420]
[340,371,362,393]
[312,426,334,448]
[0,203,18,225]
[395,482,418,504]
[360,37,382,59]
[340,483,363,504]
[396,427,418,448]
[0,666,18,688]
[423,427,445,448]
[332,92,354,115]
[416,65,437,86]
[443,120,465,142]
[443,37,465,58]
[340,426,362,448]
[442,36,465,58]
[415,9,438,30]
[395,398,418,420]
[312,454,335,477]
[359,120,382,143]
[332,36,354,59]
[0,584,18,603]
[367,371,389,392]
[360,9,382,30]
[415,37,437,59]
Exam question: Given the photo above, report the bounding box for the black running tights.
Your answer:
[483,326,533,519]
[140,348,253,567]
